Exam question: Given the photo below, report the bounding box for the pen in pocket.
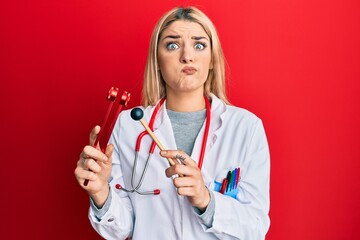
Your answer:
[214,167,241,199]
[220,178,228,194]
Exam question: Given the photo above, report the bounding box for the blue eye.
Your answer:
[194,43,206,50]
[166,42,179,50]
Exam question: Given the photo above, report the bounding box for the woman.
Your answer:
[75,6,270,240]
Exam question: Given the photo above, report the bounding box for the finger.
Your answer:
[89,125,101,146]
[84,158,102,173]
[82,145,109,163]
[176,186,196,197]
[77,158,90,167]
[161,150,198,167]
[160,150,187,159]
[77,158,85,167]
[165,164,193,178]
[105,144,114,160]
[74,167,97,183]
[173,176,195,188]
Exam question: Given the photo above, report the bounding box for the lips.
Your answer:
[181,66,197,75]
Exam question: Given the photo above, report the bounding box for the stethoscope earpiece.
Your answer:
[115,183,160,195]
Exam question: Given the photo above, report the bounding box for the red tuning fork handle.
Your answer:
[93,87,119,150]
[84,88,131,186]
[95,91,131,152]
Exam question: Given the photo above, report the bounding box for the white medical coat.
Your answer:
[89,94,270,240]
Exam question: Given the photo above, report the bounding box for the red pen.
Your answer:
[220,178,228,194]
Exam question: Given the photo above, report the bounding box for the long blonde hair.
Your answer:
[142,6,229,106]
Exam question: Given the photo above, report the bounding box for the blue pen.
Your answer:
[231,169,235,190]
[233,168,238,189]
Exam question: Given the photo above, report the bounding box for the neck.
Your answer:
[166,91,205,112]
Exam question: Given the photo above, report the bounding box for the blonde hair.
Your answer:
[142,6,229,106]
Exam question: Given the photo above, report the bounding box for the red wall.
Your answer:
[1,0,359,239]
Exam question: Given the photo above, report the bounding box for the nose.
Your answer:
[180,45,194,63]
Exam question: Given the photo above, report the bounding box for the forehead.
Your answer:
[161,20,208,39]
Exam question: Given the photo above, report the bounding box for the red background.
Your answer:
[1,0,359,239]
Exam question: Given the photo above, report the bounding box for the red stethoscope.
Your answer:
[116,96,211,195]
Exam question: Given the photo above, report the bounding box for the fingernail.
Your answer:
[103,155,108,162]
[160,151,167,155]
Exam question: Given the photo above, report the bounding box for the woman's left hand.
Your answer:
[160,150,210,212]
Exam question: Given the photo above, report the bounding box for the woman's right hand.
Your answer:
[74,126,114,208]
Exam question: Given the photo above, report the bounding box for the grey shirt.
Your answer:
[166,109,206,156]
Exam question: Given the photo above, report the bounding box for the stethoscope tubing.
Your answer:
[118,100,166,195]
[117,96,210,195]
[120,153,157,195]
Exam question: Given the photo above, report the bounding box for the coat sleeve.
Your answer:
[198,119,270,240]
[88,113,135,240]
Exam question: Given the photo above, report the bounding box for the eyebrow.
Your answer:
[161,35,209,41]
